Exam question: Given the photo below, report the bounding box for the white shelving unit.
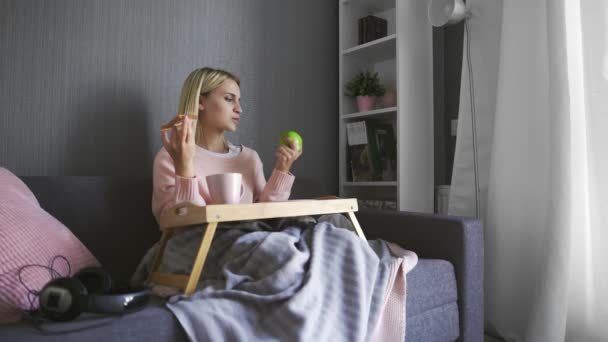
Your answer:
[339,0,434,212]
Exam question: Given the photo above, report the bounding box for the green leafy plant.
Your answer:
[344,71,386,97]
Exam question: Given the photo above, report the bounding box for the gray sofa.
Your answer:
[0,176,483,341]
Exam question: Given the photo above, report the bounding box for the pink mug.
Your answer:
[206,173,243,204]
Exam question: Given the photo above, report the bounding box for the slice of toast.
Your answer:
[160,114,198,131]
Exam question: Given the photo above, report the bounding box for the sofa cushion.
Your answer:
[407,259,458,317]
[406,259,459,340]
[0,258,460,341]
[0,168,99,324]
[0,297,187,342]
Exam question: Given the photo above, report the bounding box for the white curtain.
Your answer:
[448,0,608,340]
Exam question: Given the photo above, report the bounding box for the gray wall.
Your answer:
[0,0,338,198]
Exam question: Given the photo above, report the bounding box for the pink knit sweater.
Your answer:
[152,145,295,223]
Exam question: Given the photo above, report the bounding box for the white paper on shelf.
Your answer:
[346,121,368,146]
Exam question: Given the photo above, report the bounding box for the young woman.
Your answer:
[152,67,302,222]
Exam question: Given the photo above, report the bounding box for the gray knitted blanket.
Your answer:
[133,216,398,342]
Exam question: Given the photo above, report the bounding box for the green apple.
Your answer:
[279,130,303,151]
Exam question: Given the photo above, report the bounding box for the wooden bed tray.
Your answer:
[146,198,365,295]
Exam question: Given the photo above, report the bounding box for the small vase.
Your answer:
[356,96,376,112]
[382,91,396,107]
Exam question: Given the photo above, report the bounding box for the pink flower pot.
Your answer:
[356,96,376,112]
[382,91,396,107]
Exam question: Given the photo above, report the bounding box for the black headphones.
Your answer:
[37,267,150,321]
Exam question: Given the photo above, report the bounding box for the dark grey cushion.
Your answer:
[408,302,460,342]
[407,259,459,341]
[19,177,160,283]
[407,259,458,318]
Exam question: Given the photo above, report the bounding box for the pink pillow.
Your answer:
[0,168,99,324]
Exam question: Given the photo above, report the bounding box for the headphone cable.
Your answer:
[16,255,71,311]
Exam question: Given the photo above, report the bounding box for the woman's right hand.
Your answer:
[161,115,196,177]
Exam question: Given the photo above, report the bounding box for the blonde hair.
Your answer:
[177,67,241,147]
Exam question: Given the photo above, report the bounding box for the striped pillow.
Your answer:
[0,168,99,324]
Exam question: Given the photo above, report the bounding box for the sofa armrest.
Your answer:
[357,209,483,342]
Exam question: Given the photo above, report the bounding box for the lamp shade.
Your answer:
[428,0,468,27]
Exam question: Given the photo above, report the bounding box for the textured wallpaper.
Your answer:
[0,0,338,197]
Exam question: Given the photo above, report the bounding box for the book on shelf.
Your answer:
[346,119,396,182]
[369,121,397,181]
[358,17,364,45]
[346,121,379,182]
[358,15,388,45]
[358,199,397,211]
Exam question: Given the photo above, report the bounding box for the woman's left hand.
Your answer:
[274,138,302,173]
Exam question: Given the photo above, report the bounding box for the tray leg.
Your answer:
[184,222,218,295]
[347,211,366,240]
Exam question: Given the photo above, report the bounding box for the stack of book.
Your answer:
[358,15,388,44]
[358,199,397,211]
[346,120,397,182]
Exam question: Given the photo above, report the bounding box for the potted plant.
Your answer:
[344,71,386,112]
